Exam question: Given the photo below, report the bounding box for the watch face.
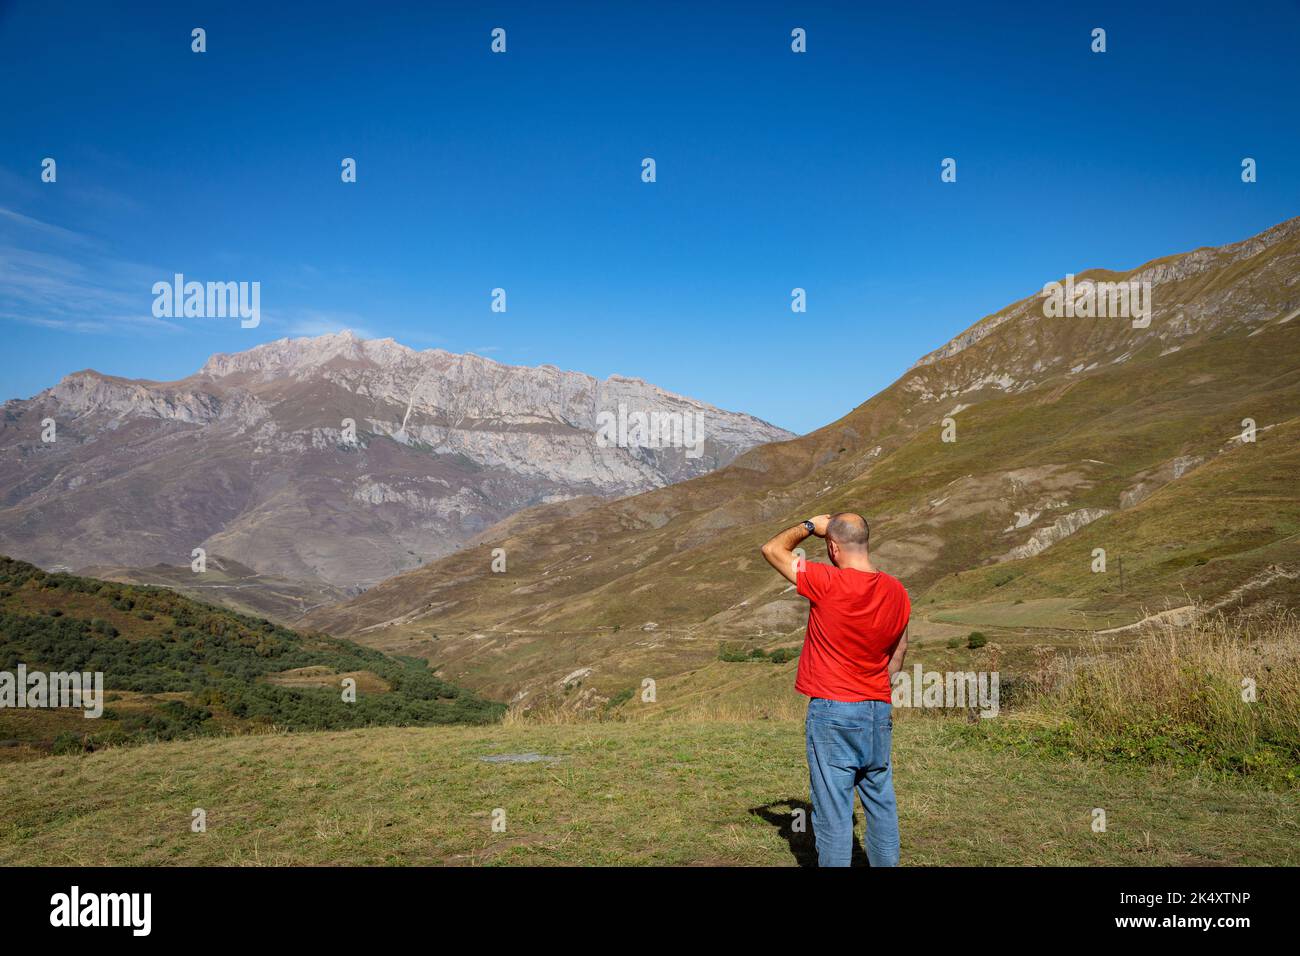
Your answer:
[803,520,815,532]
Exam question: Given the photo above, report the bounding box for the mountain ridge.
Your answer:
[910,215,1300,370]
[0,334,792,591]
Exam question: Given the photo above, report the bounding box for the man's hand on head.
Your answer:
[809,514,831,537]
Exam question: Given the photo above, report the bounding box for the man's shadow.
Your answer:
[749,799,870,867]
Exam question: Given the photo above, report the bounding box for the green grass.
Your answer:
[1,717,1295,866]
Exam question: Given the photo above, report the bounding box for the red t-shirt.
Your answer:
[794,561,910,702]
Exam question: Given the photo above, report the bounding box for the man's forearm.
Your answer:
[760,522,813,583]
[765,523,811,555]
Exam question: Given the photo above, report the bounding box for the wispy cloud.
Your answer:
[0,232,184,335]
[0,206,88,245]
[0,205,389,344]
[0,217,183,333]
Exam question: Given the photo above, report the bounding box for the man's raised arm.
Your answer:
[760,514,829,585]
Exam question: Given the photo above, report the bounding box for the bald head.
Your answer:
[827,512,870,552]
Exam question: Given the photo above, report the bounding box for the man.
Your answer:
[760,512,910,867]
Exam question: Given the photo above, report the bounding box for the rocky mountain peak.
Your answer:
[0,332,793,589]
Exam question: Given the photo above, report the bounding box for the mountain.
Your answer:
[0,333,791,592]
[304,217,1300,709]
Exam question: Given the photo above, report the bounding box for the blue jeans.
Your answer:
[805,697,900,867]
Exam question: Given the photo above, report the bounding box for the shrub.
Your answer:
[606,687,635,709]
[719,643,799,664]
[51,732,88,755]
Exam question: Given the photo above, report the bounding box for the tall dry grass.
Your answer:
[500,701,602,726]
[981,606,1300,786]
[501,692,809,726]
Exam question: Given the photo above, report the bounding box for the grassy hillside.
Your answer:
[923,416,1300,617]
[78,555,351,627]
[0,557,503,760]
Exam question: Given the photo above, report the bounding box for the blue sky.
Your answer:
[1,1,1297,434]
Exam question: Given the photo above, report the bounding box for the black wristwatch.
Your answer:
[802,520,816,534]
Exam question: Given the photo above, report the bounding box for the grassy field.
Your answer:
[4,613,1295,866]
[4,570,1295,866]
[930,598,1092,629]
[2,715,1295,866]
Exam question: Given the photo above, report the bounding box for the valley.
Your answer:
[304,217,1300,711]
